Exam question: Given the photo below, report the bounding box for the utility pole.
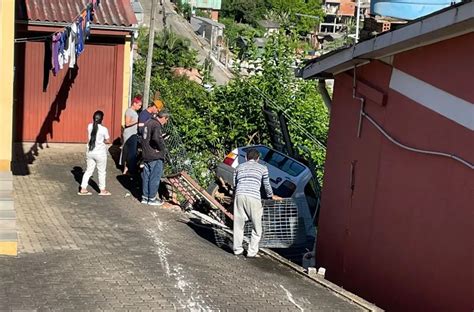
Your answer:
[143,0,157,107]
[355,0,361,43]
[162,1,167,28]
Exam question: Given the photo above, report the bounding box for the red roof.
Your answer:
[17,0,137,27]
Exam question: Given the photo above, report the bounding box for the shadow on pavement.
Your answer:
[108,139,123,171]
[13,67,79,176]
[116,174,142,201]
[71,166,100,193]
[184,218,234,254]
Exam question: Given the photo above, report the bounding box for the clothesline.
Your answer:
[14,0,101,76]
[15,35,51,43]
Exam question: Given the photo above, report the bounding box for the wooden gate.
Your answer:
[15,41,124,143]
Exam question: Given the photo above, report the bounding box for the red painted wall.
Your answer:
[317,33,473,311]
[15,41,124,143]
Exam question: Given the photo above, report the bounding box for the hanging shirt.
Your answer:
[76,17,85,57]
[58,32,66,70]
[63,27,71,64]
[85,6,92,39]
[69,23,77,68]
[51,32,62,75]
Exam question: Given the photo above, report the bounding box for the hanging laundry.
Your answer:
[69,23,77,68]
[51,32,62,75]
[76,17,85,57]
[85,6,92,39]
[58,31,66,70]
[81,11,88,47]
[44,0,101,75]
[63,26,71,64]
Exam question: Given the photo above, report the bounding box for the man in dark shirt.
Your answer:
[138,101,159,136]
[141,109,170,206]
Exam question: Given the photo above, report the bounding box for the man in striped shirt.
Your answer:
[233,148,279,257]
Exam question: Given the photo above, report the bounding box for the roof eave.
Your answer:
[302,1,474,79]
[16,19,139,32]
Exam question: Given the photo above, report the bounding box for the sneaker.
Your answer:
[141,197,149,204]
[246,253,260,258]
[148,199,164,206]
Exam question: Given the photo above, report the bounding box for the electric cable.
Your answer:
[250,85,327,150]
[361,109,474,170]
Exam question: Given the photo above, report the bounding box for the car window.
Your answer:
[242,146,306,177]
[243,146,269,160]
[264,150,306,177]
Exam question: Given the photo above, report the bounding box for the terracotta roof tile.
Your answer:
[17,0,137,27]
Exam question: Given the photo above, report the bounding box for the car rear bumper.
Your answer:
[216,163,235,187]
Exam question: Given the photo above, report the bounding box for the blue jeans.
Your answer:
[141,159,163,201]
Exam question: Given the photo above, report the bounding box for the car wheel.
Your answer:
[207,182,219,196]
[207,182,232,207]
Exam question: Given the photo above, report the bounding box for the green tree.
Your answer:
[266,0,324,34]
[133,29,329,185]
[221,0,268,24]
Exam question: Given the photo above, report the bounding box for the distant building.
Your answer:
[190,16,224,50]
[130,0,145,25]
[257,20,280,36]
[180,0,222,21]
[319,0,365,34]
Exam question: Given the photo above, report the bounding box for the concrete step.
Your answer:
[0,210,16,229]
[0,171,13,191]
[0,189,13,200]
[0,229,17,242]
[0,180,13,191]
[0,219,16,230]
[0,199,13,210]
[0,171,16,256]
[0,229,17,256]
[0,171,13,180]
[0,210,15,219]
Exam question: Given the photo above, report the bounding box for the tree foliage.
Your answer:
[221,0,324,35]
[133,28,329,185]
[266,0,324,34]
[221,0,268,25]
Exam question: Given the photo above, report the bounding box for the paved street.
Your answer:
[0,144,364,311]
[139,0,233,85]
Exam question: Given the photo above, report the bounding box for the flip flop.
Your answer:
[78,191,92,196]
[98,191,112,196]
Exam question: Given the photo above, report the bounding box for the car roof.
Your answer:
[238,145,310,170]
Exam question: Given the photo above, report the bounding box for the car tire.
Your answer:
[207,182,219,197]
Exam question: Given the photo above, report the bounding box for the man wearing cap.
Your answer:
[138,100,161,136]
[141,109,170,206]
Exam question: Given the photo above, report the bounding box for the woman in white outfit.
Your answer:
[78,110,111,196]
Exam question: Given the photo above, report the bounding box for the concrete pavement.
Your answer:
[0,144,366,311]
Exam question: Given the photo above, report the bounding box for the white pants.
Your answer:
[80,152,107,190]
[233,195,263,256]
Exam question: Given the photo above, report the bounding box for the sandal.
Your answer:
[98,190,112,196]
[78,190,92,196]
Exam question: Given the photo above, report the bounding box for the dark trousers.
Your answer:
[124,134,138,174]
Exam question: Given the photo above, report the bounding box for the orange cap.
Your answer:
[154,99,164,110]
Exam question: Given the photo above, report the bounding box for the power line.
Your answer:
[250,85,327,151]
